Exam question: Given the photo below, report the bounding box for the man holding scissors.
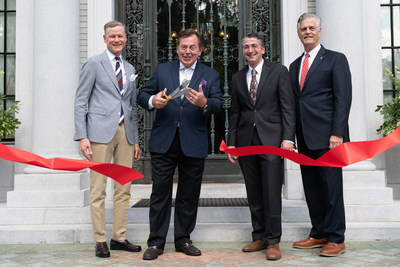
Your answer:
[137,29,223,260]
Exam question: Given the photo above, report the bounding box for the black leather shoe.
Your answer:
[176,243,201,256]
[143,246,164,260]
[110,239,142,252]
[95,242,110,258]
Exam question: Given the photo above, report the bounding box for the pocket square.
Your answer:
[130,74,138,82]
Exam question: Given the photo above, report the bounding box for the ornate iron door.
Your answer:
[116,0,280,181]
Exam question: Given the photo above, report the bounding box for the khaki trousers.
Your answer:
[90,124,133,242]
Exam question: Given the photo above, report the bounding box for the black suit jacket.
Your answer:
[289,46,352,150]
[228,60,296,148]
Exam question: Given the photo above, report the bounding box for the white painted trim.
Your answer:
[87,0,114,57]
[280,0,307,67]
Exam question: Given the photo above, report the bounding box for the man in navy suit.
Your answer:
[137,29,223,260]
[289,13,352,257]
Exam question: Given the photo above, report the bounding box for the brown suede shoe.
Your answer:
[320,242,346,257]
[242,240,266,252]
[293,237,327,249]
[266,244,281,260]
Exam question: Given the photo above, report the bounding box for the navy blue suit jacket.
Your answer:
[137,60,223,158]
[289,46,352,150]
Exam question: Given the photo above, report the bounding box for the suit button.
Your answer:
[180,106,183,109]
[253,123,256,126]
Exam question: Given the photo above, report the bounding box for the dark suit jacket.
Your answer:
[289,46,352,150]
[137,60,222,158]
[228,60,296,147]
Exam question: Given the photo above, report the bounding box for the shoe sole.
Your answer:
[110,247,141,252]
[96,253,110,258]
[242,247,267,252]
[320,250,346,257]
[293,244,326,249]
[267,256,281,261]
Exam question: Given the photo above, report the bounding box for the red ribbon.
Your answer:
[220,126,400,167]
[0,144,144,185]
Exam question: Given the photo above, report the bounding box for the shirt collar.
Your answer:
[249,59,264,74]
[106,49,123,62]
[304,44,321,58]
[180,60,197,71]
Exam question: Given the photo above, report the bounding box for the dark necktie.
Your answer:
[115,56,124,124]
[250,68,258,105]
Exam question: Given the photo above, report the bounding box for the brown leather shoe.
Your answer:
[242,240,266,252]
[266,244,281,260]
[293,237,327,249]
[320,242,346,257]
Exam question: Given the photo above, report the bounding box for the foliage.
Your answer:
[376,67,400,136]
[0,71,21,138]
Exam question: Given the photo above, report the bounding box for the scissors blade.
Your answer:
[170,87,192,99]
[169,79,191,98]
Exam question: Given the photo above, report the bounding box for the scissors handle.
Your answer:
[162,91,171,103]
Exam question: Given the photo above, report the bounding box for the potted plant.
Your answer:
[376,67,400,136]
[0,71,21,140]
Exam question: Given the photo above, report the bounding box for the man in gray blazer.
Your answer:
[74,20,142,258]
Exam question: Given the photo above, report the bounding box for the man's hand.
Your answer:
[329,135,343,149]
[152,88,167,109]
[134,143,141,161]
[80,138,92,161]
[186,84,207,108]
[226,146,238,164]
[281,140,295,151]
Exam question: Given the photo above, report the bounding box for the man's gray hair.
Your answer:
[104,20,126,35]
[297,13,321,31]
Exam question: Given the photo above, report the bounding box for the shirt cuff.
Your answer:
[148,95,154,109]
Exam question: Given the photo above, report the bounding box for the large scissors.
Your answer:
[162,79,191,104]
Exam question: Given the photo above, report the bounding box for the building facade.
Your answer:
[0,0,399,243]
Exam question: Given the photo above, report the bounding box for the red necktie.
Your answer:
[300,53,310,90]
[250,68,258,104]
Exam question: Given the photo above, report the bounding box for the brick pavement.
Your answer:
[0,242,400,266]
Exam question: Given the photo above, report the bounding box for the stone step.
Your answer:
[1,221,400,244]
[2,200,400,225]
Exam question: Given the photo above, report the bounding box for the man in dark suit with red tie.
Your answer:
[227,33,296,261]
[289,13,352,257]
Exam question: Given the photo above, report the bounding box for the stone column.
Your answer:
[7,0,89,207]
[281,0,308,199]
[312,0,392,204]
[316,0,384,150]
[284,0,393,203]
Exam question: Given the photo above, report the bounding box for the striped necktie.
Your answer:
[115,56,124,124]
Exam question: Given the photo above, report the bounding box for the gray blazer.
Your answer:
[74,51,139,144]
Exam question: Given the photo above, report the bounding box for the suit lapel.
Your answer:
[293,56,302,94]
[302,46,327,91]
[100,51,119,91]
[256,61,270,104]
[170,60,181,106]
[239,67,251,105]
